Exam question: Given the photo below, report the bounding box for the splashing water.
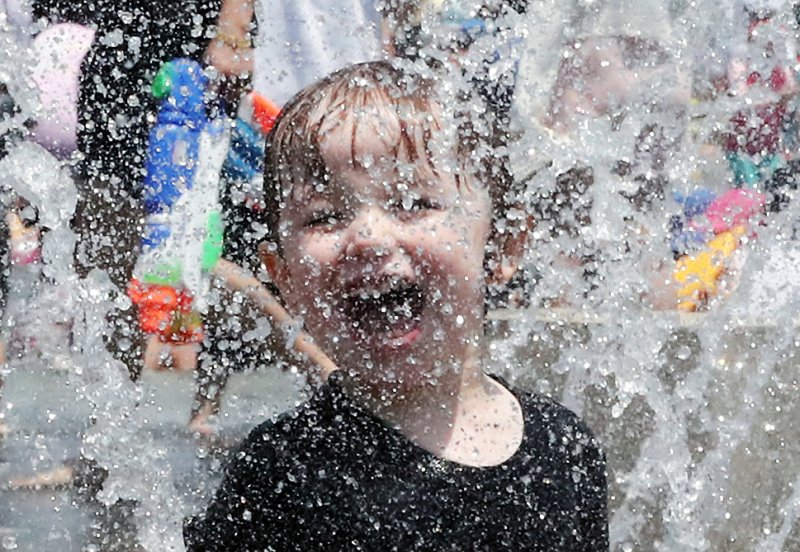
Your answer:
[498,2,800,550]
[3,1,800,550]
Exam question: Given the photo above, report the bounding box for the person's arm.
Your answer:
[381,17,396,56]
[205,0,255,79]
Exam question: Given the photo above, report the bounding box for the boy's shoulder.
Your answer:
[233,375,604,476]
[499,377,604,462]
[241,383,336,441]
[232,377,371,466]
[519,386,593,432]
[183,386,352,549]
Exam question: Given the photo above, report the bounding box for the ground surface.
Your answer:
[1,361,306,551]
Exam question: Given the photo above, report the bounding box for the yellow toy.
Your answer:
[673,225,745,311]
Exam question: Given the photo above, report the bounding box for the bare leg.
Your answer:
[143,334,167,372]
[171,343,199,373]
[0,340,6,438]
[188,351,228,437]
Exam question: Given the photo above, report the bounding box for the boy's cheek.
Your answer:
[421,214,481,242]
[414,226,486,268]
[290,235,343,266]
[438,218,491,255]
[280,252,334,300]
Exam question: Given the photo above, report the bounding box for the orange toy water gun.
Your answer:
[128,279,203,344]
[250,92,281,134]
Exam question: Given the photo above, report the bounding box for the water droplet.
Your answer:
[675,345,692,360]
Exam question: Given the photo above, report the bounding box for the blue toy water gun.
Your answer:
[218,92,279,214]
[220,108,264,213]
[132,58,230,313]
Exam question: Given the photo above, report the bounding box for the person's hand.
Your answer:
[205,34,254,78]
[204,0,255,113]
[205,35,254,113]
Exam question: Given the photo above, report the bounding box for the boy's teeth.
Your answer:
[343,280,425,341]
[349,277,408,297]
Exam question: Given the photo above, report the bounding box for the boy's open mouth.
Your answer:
[342,278,425,347]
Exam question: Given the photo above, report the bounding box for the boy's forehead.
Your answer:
[286,119,456,204]
[278,86,470,203]
[314,104,454,173]
[319,110,404,170]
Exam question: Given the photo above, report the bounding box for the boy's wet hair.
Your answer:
[259,60,517,251]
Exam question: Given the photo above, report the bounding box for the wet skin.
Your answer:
[272,113,493,397]
[262,107,526,467]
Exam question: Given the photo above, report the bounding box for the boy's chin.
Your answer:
[332,333,448,393]
[343,362,441,402]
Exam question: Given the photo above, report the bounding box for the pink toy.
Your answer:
[29,23,94,156]
[705,189,765,234]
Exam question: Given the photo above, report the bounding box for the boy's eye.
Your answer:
[411,197,441,211]
[393,196,442,216]
[304,210,343,228]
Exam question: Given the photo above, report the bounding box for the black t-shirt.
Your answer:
[33,0,223,189]
[184,374,608,551]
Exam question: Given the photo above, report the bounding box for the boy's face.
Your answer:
[266,113,494,391]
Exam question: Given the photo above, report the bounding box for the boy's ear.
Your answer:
[258,242,290,293]
[487,215,534,287]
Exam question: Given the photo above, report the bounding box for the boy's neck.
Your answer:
[341,342,524,467]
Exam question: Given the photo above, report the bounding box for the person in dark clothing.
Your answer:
[32,0,255,430]
[31,0,230,377]
[185,373,607,551]
[189,103,275,433]
[184,60,608,550]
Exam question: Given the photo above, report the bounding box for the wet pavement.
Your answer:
[1,362,307,551]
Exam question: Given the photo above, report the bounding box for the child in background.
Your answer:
[184,61,607,550]
[193,0,383,435]
[531,34,688,307]
[381,0,527,129]
[648,6,799,312]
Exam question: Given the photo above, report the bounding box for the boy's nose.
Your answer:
[344,206,398,260]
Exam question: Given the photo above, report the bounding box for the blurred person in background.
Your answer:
[28,0,254,434]
[191,0,385,435]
